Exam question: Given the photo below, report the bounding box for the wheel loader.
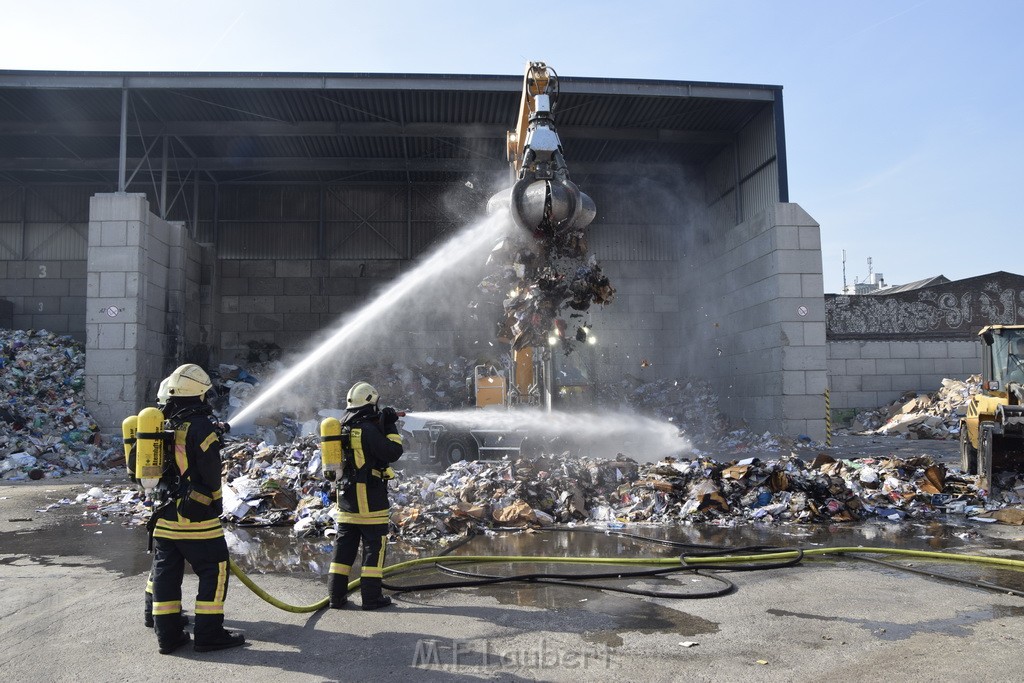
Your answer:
[960,324,1024,491]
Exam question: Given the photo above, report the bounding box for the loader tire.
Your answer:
[960,425,978,475]
[437,432,478,467]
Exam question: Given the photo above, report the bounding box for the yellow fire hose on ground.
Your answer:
[229,546,1024,614]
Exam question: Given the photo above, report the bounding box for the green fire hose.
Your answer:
[229,545,1024,614]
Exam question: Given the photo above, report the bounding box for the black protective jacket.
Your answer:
[153,400,225,540]
[335,408,403,524]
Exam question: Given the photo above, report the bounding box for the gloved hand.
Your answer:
[380,406,399,427]
[324,470,336,481]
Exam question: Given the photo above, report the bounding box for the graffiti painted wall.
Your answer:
[826,272,1024,341]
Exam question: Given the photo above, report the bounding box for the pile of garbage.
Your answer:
[851,376,981,439]
[195,428,1017,543]
[380,452,1004,542]
[0,329,120,480]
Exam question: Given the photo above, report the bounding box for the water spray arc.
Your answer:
[228,214,509,427]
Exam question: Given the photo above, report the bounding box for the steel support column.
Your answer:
[160,135,168,218]
[118,88,128,192]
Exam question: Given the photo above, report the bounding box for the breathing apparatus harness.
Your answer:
[139,401,220,551]
[319,407,395,492]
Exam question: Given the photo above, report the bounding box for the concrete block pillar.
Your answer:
[85,193,189,430]
[684,203,827,440]
[85,193,149,430]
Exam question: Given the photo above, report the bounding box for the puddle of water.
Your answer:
[767,605,1024,640]
[5,505,1024,613]
[0,506,151,576]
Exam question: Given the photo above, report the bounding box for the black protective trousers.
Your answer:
[151,536,230,643]
[329,522,388,601]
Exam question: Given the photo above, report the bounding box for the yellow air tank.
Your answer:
[122,414,138,480]
[135,406,166,493]
[320,417,344,477]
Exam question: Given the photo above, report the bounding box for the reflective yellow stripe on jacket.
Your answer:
[152,421,224,540]
[153,516,224,540]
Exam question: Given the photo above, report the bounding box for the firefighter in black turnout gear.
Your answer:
[150,364,245,655]
[326,381,404,610]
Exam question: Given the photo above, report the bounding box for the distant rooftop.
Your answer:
[867,275,950,295]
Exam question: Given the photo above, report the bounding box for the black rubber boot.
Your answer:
[155,613,191,655]
[328,573,349,609]
[361,595,393,611]
[194,629,246,653]
[360,577,393,611]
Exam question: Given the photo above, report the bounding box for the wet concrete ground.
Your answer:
[3,434,1024,681]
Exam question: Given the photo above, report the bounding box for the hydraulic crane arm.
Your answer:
[489,61,596,236]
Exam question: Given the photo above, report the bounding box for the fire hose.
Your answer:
[227,531,1024,613]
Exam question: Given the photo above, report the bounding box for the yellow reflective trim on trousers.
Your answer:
[387,433,403,445]
[329,562,351,575]
[152,601,181,615]
[152,527,225,541]
[359,534,387,578]
[195,600,224,615]
[214,560,227,604]
[146,580,154,592]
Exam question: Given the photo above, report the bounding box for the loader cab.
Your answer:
[962,325,1024,487]
[981,326,1024,395]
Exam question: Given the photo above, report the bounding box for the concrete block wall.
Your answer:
[216,257,493,366]
[586,258,683,384]
[827,340,981,410]
[0,258,86,339]
[679,203,827,439]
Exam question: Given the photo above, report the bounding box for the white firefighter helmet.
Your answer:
[346,381,379,410]
[156,377,171,406]
[165,363,212,400]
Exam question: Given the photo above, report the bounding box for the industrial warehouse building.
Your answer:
[0,69,826,438]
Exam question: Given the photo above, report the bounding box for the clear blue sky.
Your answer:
[2,0,1021,293]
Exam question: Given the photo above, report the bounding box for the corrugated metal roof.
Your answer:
[0,69,783,191]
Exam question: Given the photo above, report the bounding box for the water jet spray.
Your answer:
[228,214,510,427]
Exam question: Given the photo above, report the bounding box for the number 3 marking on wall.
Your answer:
[38,265,47,278]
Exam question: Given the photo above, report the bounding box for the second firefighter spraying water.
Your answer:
[321,381,404,610]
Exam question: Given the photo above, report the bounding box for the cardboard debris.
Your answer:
[973,508,1024,525]
[849,376,980,440]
